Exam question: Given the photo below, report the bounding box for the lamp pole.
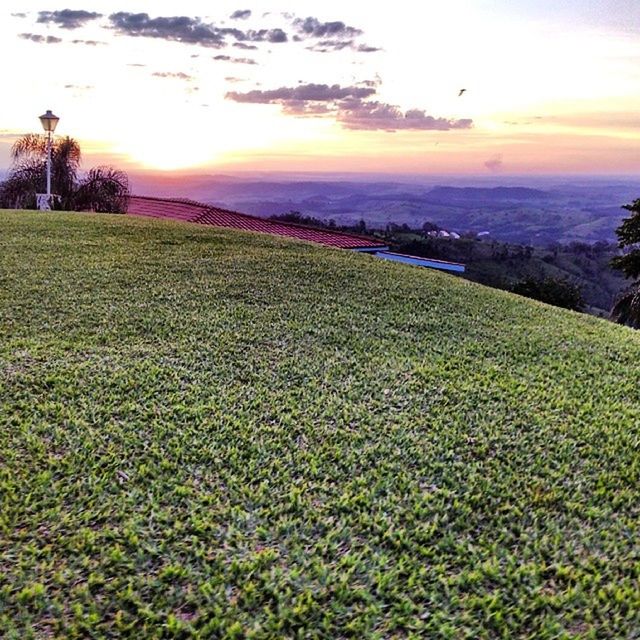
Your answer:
[38,110,60,209]
[46,129,52,196]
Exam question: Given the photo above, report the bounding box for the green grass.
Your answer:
[1,210,640,639]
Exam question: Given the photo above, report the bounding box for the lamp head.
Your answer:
[39,110,60,133]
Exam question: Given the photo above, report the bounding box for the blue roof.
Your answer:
[374,251,466,273]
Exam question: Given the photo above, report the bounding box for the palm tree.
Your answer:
[74,166,130,213]
[9,134,81,208]
[0,134,129,213]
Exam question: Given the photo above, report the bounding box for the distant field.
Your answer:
[1,211,640,638]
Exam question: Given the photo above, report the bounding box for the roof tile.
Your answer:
[127,196,386,250]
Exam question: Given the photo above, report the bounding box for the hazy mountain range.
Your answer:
[131,174,640,246]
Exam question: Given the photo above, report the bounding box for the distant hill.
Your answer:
[425,186,551,203]
[129,174,639,246]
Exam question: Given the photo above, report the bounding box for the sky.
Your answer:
[1,1,639,176]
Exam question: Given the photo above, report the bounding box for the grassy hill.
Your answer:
[1,211,639,639]
[388,233,626,316]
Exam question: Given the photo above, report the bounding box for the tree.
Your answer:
[510,276,585,312]
[610,199,640,328]
[0,134,129,213]
[74,166,129,213]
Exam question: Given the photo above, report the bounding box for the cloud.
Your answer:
[244,28,288,43]
[266,28,288,43]
[233,42,258,50]
[152,71,194,81]
[108,12,288,48]
[307,39,382,53]
[64,84,93,90]
[71,39,106,46]
[127,63,146,67]
[307,39,354,52]
[338,100,473,131]
[227,83,473,131]
[37,9,102,29]
[11,12,27,18]
[19,33,62,44]
[359,79,382,88]
[291,16,379,53]
[230,10,251,20]
[213,55,257,65]
[225,76,246,83]
[109,12,240,48]
[226,83,376,103]
[294,17,362,39]
[356,44,381,53]
[281,102,335,116]
[484,155,504,172]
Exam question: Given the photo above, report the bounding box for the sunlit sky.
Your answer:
[1,1,639,175]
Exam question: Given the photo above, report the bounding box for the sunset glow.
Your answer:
[1,0,639,175]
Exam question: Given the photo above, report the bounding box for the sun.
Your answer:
[114,129,219,171]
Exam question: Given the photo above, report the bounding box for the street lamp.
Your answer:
[38,110,60,210]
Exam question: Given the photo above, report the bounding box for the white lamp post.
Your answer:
[38,110,60,210]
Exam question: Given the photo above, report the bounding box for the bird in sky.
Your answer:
[458,89,467,97]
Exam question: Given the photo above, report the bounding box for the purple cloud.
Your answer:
[226,83,376,103]
[294,17,362,38]
[71,39,107,46]
[152,71,194,81]
[233,42,258,50]
[213,55,257,65]
[108,12,288,47]
[37,9,103,29]
[19,33,62,44]
[109,12,241,48]
[339,100,473,131]
[484,155,504,172]
[226,83,473,131]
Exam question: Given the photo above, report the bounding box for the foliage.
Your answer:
[1,211,640,638]
[610,200,640,328]
[74,166,130,213]
[611,199,640,279]
[0,162,43,210]
[510,276,585,311]
[270,210,335,228]
[270,211,368,234]
[610,284,640,329]
[0,135,128,213]
[387,232,623,316]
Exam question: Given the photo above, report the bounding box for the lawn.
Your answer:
[1,210,639,639]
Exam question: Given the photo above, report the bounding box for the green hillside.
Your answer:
[387,233,626,316]
[1,211,639,639]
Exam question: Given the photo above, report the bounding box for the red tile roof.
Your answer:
[127,195,387,250]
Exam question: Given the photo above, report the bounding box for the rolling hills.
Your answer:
[130,173,640,246]
[1,211,639,638]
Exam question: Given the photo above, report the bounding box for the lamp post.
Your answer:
[38,110,60,210]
